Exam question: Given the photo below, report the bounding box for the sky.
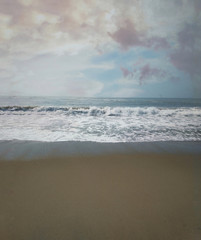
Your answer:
[0,0,201,98]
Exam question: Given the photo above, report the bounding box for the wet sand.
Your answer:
[0,148,201,239]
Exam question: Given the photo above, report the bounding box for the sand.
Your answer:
[0,150,201,240]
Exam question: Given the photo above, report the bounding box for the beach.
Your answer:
[1,0,201,237]
[0,141,200,240]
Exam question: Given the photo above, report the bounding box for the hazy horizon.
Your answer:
[1,95,201,99]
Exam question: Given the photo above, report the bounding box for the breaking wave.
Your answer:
[0,102,201,142]
[0,106,201,118]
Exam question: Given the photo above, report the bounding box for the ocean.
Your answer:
[0,96,201,142]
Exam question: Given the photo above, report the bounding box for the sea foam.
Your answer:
[0,105,200,142]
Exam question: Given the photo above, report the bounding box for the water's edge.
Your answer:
[0,140,201,160]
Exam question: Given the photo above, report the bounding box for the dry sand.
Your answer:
[0,153,200,240]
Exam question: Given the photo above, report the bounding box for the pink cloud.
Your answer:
[170,50,201,76]
[109,19,169,51]
[0,0,21,15]
[170,24,201,76]
[139,64,166,85]
[146,37,170,50]
[177,24,200,50]
[168,22,201,97]
[120,66,133,78]
[120,64,174,85]
[108,19,143,50]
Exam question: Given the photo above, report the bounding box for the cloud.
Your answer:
[145,37,169,50]
[0,0,197,61]
[108,18,170,51]
[0,0,115,61]
[169,23,201,97]
[0,0,171,61]
[0,0,200,97]
[0,0,117,89]
[170,23,201,75]
[120,60,180,85]
[108,0,200,52]
[138,64,167,84]
[120,66,134,78]
[108,19,143,50]
[170,49,201,76]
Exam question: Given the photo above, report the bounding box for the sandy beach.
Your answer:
[1,0,201,237]
[0,142,201,240]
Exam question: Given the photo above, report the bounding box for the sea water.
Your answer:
[0,96,201,142]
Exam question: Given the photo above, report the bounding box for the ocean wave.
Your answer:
[0,105,201,117]
[0,105,200,142]
[0,106,36,111]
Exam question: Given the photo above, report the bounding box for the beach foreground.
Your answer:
[0,148,201,240]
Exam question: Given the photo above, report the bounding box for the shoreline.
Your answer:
[0,140,201,160]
